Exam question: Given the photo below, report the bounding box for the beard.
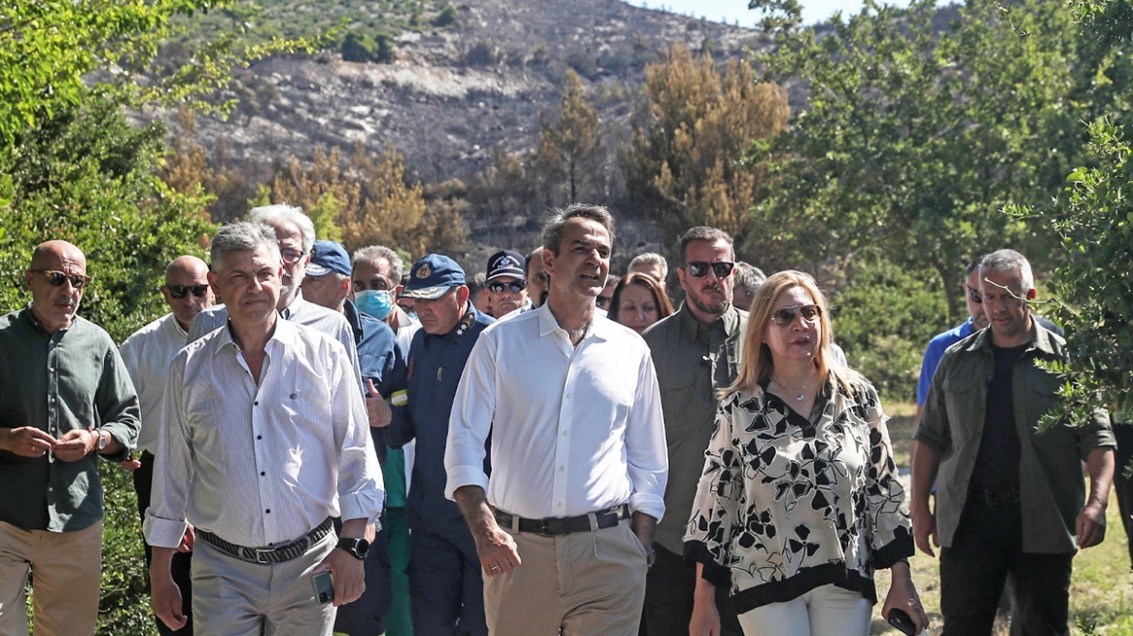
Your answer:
[689,287,731,316]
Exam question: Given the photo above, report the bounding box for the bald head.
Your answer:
[25,240,87,333]
[162,255,214,331]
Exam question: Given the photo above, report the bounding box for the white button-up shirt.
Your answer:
[119,313,187,455]
[444,303,667,520]
[144,319,383,549]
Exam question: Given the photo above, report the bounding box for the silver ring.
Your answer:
[490,565,500,571]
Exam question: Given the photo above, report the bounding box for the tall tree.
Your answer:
[534,69,604,205]
[746,0,1083,321]
[623,44,788,255]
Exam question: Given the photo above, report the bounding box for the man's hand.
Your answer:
[364,378,392,429]
[910,501,938,558]
[177,525,195,553]
[316,547,366,606]
[1076,501,1107,548]
[0,426,57,458]
[473,522,521,577]
[119,455,142,472]
[52,428,97,462]
[150,548,188,631]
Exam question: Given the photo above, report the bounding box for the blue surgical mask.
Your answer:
[355,290,393,321]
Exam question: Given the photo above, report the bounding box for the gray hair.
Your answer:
[678,226,734,264]
[628,252,669,281]
[248,204,316,252]
[210,223,281,271]
[352,245,405,282]
[733,261,767,297]
[542,204,616,255]
[980,249,1034,293]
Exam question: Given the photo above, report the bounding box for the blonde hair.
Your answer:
[726,270,864,397]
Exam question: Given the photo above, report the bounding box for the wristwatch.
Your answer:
[337,537,370,560]
[94,429,108,452]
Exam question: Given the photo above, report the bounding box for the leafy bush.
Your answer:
[432,4,457,27]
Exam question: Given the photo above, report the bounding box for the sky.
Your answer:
[623,0,906,28]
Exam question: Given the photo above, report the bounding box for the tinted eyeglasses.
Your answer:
[770,304,822,327]
[966,284,982,304]
[686,261,735,278]
[166,285,210,299]
[488,280,526,294]
[280,247,306,265]
[29,269,91,289]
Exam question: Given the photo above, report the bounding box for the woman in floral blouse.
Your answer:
[685,270,928,636]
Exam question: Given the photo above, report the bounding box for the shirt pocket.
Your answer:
[942,372,982,452]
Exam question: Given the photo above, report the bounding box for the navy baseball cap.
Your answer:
[307,240,351,277]
[402,254,466,300]
[486,250,525,282]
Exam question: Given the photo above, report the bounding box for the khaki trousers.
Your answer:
[0,520,103,636]
[484,519,648,636]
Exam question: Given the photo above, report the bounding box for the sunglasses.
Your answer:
[29,269,91,289]
[770,304,822,327]
[966,284,982,304]
[166,285,210,299]
[488,280,526,294]
[280,247,306,265]
[596,295,612,309]
[686,261,735,278]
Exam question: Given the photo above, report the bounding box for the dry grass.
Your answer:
[870,405,1133,635]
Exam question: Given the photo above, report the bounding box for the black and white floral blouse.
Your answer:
[683,378,913,614]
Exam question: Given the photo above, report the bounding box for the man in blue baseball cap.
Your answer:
[302,239,407,636]
[388,254,494,636]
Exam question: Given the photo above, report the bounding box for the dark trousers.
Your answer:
[1113,422,1133,569]
[640,544,742,636]
[133,451,194,636]
[333,511,392,635]
[408,529,488,635]
[940,496,1073,636]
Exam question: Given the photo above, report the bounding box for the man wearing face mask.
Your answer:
[352,245,421,358]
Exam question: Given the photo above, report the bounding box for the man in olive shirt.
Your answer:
[912,249,1115,635]
[641,226,745,636]
[0,240,141,634]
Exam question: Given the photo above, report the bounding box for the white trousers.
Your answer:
[737,583,871,636]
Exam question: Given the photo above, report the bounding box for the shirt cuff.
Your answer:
[628,492,665,522]
[340,488,385,525]
[444,465,489,502]
[143,512,189,549]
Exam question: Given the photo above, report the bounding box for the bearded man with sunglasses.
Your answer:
[118,255,215,634]
[639,226,746,636]
[0,240,141,634]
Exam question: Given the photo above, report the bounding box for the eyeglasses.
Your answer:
[966,284,982,304]
[29,269,91,289]
[770,304,822,327]
[166,285,210,299]
[280,247,306,265]
[596,295,612,309]
[686,261,735,278]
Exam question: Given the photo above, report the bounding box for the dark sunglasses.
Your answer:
[488,280,526,294]
[280,247,306,265]
[29,269,91,289]
[166,285,210,299]
[770,304,822,327]
[686,261,735,278]
[966,284,982,304]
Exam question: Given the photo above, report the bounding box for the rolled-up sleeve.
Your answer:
[333,344,385,524]
[143,351,192,549]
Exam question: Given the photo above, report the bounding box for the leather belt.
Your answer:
[494,504,630,536]
[197,517,334,564]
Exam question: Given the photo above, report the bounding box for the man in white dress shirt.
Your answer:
[446,204,668,636]
[144,222,384,635]
[119,255,214,635]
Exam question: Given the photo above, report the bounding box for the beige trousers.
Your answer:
[0,520,103,636]
[484,519,648,636]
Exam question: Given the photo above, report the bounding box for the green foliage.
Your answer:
[534,70,604,205]
[0,96,217,343]
[431,4,457,27]
[746,0,1083,323]
[97,465,151,633]
[341,31,394,63]
[828,258,947,402]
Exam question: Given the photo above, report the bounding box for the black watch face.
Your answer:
[355,539,370,557]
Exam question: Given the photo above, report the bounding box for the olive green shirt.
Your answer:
[643,303,746,553]
[0,308,140,532]
[915,324,1114,553]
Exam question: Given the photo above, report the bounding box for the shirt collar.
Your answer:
[216,315,295,355]
[279,292,308,321]
[535,301,610,342]
[677,301,741,342]
[965,316,1056,356]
